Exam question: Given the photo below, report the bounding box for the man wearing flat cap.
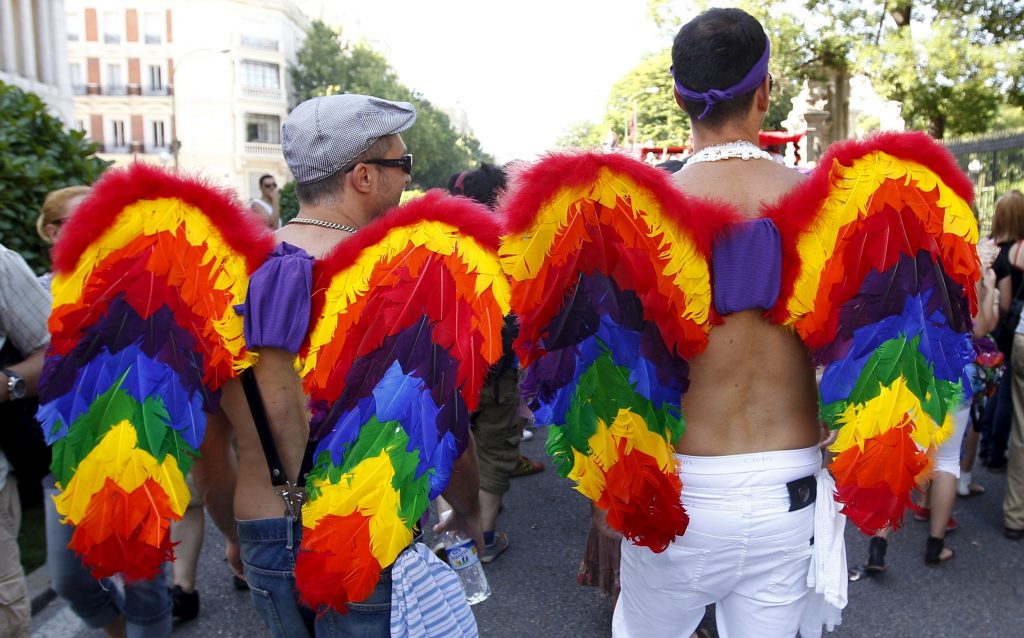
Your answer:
[196,94,484,637]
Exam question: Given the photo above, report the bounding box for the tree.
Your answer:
[0,82,110,273]
[642,0,1023,140]
[289,20,492,188]
[604,51,690,149]
[555,120,606,149]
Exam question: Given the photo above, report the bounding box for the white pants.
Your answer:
[613,446,821,638]
[933,405,970,478]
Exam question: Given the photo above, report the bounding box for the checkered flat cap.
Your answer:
[283,94,417,185]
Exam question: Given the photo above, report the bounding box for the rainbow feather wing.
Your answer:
[36,164,272,579]
[767,132,979,534]
[294,191,510,612]
[500,152,724,552]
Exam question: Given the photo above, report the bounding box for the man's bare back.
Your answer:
[671,159,820,456]
[220,223,352,521]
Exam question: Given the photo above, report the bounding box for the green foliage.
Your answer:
[868,20,1002,138]
[640,1,1022,140]
[555,120,607,150]
[0,81,110,273]
[279,180,299,224]
[289,20,492,189]
[605,51,690,149]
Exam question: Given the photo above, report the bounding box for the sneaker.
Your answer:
[480,531,510,564]
[170,585,199,622]
[511,454,545,478]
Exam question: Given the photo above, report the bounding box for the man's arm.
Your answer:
[191,407,243,577]
[0,347,46,402]
[433,437,485,551]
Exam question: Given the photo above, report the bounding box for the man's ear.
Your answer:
[755,77,771,113]
[348,165,374,195]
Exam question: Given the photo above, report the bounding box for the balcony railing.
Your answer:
[240,35,279,51]
[144,145,171,155]
[241,86,282,100]
[101,143,130,154]
[103,84,128,96]
[144,34,162,45]
[104,34,121,44]
[142,86,170,96]
[244,142,281,157]
[71,84,87,95]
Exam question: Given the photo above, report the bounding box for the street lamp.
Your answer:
[170,47,230,169]
[624,86,660,151]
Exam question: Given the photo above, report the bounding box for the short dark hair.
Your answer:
[259,174,274,187]
[453,163,507,210]
[295,136,394,206]
[671,8,768,129]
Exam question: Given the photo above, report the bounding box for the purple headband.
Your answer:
[671,38,771,120]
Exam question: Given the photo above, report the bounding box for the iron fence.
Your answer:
[945,129,1024,237]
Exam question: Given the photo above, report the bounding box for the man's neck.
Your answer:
[691,120,762,153]
[297,203,367,230]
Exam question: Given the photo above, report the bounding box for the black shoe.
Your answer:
[925,536,955,565]
[170,585,200,622]
[1005,527,1024,540]
[865,537,887,574]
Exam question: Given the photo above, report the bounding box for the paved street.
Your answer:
[31,428,1024,637]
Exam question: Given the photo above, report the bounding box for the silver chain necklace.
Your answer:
[687,140,773,164]
[288,217,359,233]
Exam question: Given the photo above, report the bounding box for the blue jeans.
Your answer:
[238,515,394,638]
[43,476,171,637]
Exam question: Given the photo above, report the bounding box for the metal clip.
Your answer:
[277,480,307,520]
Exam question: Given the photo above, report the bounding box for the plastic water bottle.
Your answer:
[440,510,491,605]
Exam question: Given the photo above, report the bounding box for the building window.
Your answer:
[105,64,125,94]
[241,61,280,89]
[103,11,122,44]
[147,64,163,91]
[108,120,127,150]
[240,20,278,50]
[245,114,280,144]
[67,13,81,41]
[69,63,85,94]
[151,121,166,148]
[143,12,162,44]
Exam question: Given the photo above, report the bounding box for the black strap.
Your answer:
[240,368,289,487]
[240,368,317,488]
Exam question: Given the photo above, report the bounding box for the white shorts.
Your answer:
[933,405,970,478]
[613,446,821,638]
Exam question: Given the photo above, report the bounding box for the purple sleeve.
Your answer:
[238,242,313,353]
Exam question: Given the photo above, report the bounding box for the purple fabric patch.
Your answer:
[712,218,782,316]
[238,242,313,354]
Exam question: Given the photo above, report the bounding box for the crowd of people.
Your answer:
[0,7,1016,638]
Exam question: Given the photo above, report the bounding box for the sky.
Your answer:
[306,1,670,162]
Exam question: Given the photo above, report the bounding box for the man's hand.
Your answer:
[225,538,245,580]
[433,507,485,554]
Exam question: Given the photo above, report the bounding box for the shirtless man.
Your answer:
[194,94,483,638]
[612,10,821,637]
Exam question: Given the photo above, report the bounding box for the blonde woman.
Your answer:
[35,186,90,289]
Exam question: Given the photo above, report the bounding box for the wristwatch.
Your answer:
[2,368,26,400]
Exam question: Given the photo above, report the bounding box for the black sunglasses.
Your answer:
[348,154,413,175]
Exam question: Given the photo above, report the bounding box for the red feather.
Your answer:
[598,442,688,553]
[294,512,381,614]
[53,162,273,274]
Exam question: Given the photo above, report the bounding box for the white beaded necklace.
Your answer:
[687,140,772,164]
